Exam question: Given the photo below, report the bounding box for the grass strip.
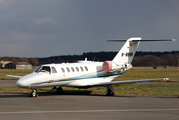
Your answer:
[0,84,179,96]
[114,67,179,82]
[0,69,34,80]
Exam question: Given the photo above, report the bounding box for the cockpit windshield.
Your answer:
[34,66,51,74]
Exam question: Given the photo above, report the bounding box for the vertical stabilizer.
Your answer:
[111,37,141,64]
[108,37,174,64]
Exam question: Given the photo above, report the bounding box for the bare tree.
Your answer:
[18,57,29,63]
[29,58,39,66]
[1,56,9,61]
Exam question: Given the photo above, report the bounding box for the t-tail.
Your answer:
[108,37,175,65]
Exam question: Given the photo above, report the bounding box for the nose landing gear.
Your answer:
[29,88,38,97]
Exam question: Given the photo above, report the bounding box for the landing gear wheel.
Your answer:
[56,86,63,94]
[30,89,38,97]
[106,85,115,96]
[106,91,115,96]
[32,90,36,97]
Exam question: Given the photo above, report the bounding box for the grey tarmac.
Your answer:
[0,80,17,87]
[0,92,179,120]
[0,80,179,120]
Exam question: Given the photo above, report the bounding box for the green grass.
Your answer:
[113,84,179,96]
[114,67,179,82]
[0,69,34,80]
[0,67,179,96]
[1,84,179,96]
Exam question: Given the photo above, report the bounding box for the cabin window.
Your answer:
[61,68,65,73]
[84,66,88,71]
[75,67,79,72]
[71,67,75,72]
[66,67,70,72]
[52,67,57,73]
[80,66,84,72]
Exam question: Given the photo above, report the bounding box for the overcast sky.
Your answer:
[0,0,178,57]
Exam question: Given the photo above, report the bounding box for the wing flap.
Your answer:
[90,78,169,86]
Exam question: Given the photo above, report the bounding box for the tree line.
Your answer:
[38,51,179,67]
[133,52,179,67]
[0,51,179,67]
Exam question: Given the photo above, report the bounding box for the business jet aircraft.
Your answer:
[6,37,174,97]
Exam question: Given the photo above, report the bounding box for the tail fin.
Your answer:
[110,37,141,64]
[108,37,175,64]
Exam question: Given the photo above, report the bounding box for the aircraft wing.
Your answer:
[6,75,22,79]
[90,78,169,86]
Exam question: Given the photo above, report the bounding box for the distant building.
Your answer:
[4,62,16,69]
[0,61,13,68]
[16,62,32,69]
[0,61,32,69]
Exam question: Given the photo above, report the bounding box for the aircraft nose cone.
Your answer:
[16,79,27,88]
[16,80,22,87]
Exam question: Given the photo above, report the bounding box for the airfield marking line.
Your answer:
[0,109,179,114]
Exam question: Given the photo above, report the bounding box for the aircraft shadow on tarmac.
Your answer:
[0,90,177,98]
[0,92,28,98]
[0,90,138,98]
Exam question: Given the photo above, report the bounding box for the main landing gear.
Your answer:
[29,88,39,97]
[51,86,63,94]
[28,86,114,97]
[106,85,115,96]
[56,86,63,94]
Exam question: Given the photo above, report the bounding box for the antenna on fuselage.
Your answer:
[93,57,96,62]
[85,58,87,61]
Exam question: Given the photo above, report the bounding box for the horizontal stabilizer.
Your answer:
[6,75,22,79]
[109,37,175,64]
[90,78,169,86]
[108,39,175,42]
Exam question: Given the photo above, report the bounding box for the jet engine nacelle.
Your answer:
[102,61,118,72]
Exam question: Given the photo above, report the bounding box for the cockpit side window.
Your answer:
[52,67,57,73]
[36,66,51,74]
[34,66,42,73]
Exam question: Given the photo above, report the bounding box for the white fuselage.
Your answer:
[16,62,132,88]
